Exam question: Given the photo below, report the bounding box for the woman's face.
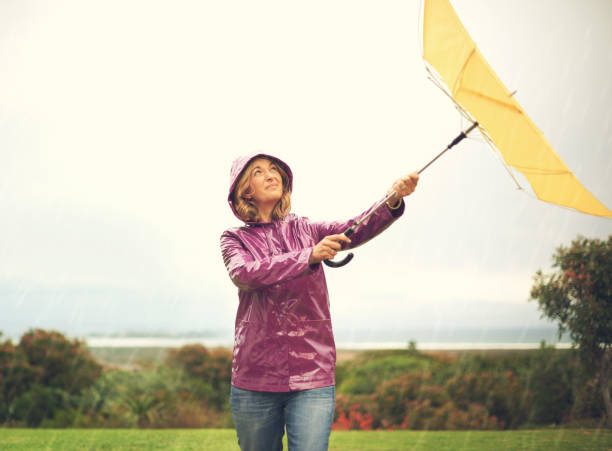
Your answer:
[245,158,283,207]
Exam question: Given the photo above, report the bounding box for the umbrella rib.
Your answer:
[458,88,523,114]
[511,165,572,175]
[425,62,525,192]
[425,64,475,123]
[451,46,522,114]
[480,131,524,191]
[452,47,476,96]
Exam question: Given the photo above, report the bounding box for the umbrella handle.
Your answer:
[322,252,354,268]
[323,227,355,268]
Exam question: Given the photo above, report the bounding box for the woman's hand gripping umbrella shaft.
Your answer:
[323,121,478,268]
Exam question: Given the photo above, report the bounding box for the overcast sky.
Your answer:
[1,0,611,342]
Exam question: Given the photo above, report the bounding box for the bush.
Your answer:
[166,344,232,409]
[1,329,101,426]
[332,347,603,431]
[3,330,606,429]
[373,372,434,427]
[2,333,238,428]
[571,375,606,420]
[523,344,578,425]
[444,370,524,428]
[74,351,233,429]
[19,329,102,395]
[337,351,433,395]
[332,401,374,431]
[74,370,137,428]
[10,384,71,427]
[1,337,39,422]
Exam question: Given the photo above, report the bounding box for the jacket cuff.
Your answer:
[307,247,321,272]
[385,198,405,218]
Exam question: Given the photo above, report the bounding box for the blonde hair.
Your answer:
[232,158,291,222]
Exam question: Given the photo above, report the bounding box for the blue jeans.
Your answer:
[230,385,335,451]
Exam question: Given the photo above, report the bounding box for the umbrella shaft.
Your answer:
[418,121,479,174]
[344,122,479,235]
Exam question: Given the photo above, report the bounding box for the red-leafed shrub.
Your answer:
[445,370,524,428]
[372,372,441,427]
[334,369,504,430]
[332,400,374,430]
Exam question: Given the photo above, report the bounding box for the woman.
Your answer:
[220,152,418,451]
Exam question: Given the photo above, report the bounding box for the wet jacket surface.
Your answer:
[221,153,405,392]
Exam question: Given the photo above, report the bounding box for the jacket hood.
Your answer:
[228,152,293,222]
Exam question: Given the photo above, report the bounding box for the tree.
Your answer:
[530,235,612,427]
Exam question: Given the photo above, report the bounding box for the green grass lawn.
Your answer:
[0,429,610,450]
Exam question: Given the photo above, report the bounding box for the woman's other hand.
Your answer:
[309,234,351,265]
[387,172,419,208]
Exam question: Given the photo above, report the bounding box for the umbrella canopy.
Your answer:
[422,0,612,218]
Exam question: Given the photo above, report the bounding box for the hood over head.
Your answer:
[228,152,293,222]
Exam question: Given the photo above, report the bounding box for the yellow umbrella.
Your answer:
[422,0,612,218]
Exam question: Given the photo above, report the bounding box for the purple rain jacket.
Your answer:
[220,153,405,392]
